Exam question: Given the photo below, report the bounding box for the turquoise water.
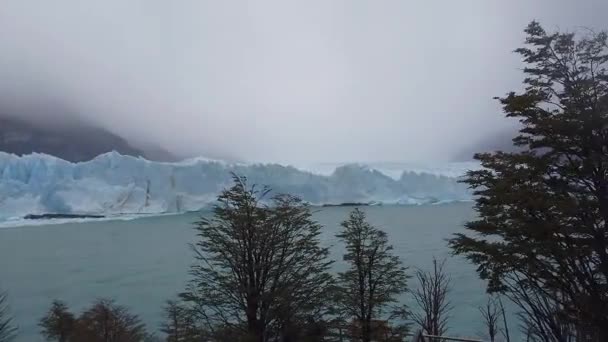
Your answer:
[0,203,507,341]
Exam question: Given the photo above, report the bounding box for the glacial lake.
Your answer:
[0,203,517,341]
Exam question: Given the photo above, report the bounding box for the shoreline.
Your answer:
[0,201,473,229]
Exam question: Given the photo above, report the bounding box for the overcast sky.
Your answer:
[0,1,606,163]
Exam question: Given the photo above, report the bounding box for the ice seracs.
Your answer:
[0,151,476,220]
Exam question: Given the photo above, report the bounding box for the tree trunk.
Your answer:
[361,318,371,342]
[246,296,264,342]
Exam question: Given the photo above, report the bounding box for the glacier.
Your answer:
[0,151,478,222]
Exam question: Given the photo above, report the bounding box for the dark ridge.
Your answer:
[0,115,176,162]
[24,213,105,220]
[321,202,371,207]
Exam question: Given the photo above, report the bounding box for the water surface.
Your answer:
[0,203,506,341]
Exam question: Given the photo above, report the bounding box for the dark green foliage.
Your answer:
[449,21,608,341]
[0,292,16,342]
[180,175,334,342]
[39,301,76,342]
[334,209,409,342]
[39,299,147,342]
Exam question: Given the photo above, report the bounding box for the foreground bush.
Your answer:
[40,299,148,342]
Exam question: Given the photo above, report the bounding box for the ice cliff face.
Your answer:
[0,152,477,219]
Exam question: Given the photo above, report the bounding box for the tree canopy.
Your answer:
[180,175,334,342]
[450,21,608,341]
[335,209,409,342]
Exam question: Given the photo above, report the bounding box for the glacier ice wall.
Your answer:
[0,152,477,219]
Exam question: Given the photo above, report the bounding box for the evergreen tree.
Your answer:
[180,175,334,342]
[39,301,76,342]
[450,22,608,341]
[335,209,409,342]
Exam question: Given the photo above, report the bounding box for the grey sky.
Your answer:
[0,1,606,163]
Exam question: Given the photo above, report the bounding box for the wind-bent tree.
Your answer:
[0,292,16,342]
[335,209,409,342]
[180,175,334,342]
[411,258,452,338]
[450,21,608,341]
[39,301,76,342]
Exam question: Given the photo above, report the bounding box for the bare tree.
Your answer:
[485,274,594,342]
[411,258,452,337]
[0,292,16,342]
[512,286,577,342]
[180,175,334,342]
[73,299,146,342]
[479,296,501,342]
[497,296,510,342]
[39,299,150,342]
[334,208,410,342]
[161,300,203,342]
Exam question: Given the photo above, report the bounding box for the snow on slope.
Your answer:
[0,152,478,220]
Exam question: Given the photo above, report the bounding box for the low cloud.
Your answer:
[0,1,605,163]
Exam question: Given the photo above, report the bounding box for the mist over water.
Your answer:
[0,1,606,164]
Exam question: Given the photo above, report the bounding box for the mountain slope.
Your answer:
[0,115,174,162]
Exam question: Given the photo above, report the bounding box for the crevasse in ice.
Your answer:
[0,151,478,219]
